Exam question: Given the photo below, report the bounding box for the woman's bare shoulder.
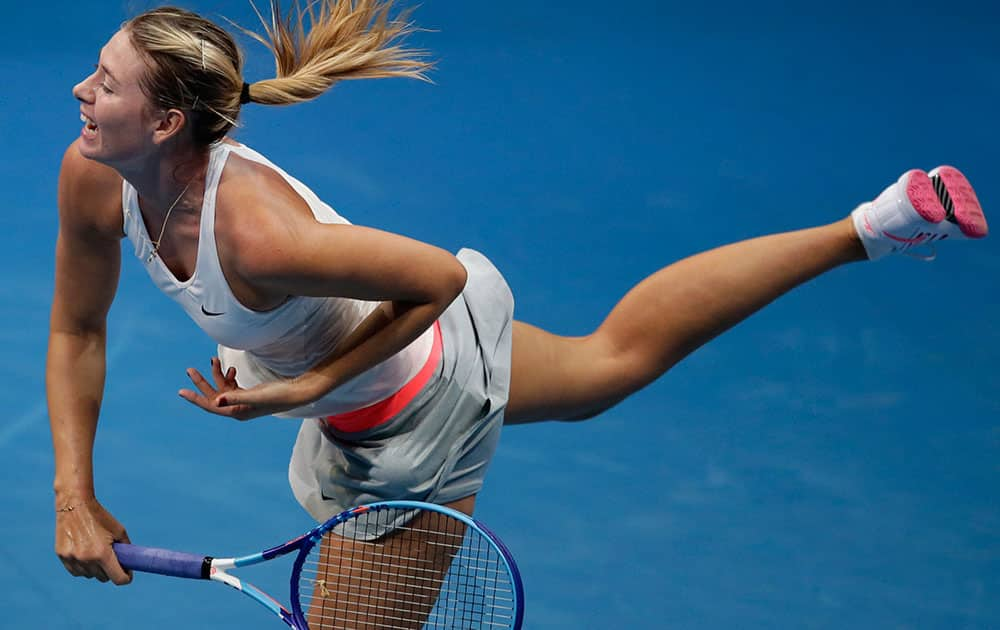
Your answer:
[57,140,125,237]
[216,150,320,242]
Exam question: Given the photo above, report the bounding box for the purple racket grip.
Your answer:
[112,543,209,580]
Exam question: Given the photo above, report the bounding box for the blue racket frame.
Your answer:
[113,500,524,629]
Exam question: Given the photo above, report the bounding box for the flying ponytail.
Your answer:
[125,1,431,146]
[238,0,432,106]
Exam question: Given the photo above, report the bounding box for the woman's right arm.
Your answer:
[47,141,131,585]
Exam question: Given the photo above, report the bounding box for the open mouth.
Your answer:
[80,113,99,137]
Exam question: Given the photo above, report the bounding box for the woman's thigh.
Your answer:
[306,495,477,629]
[506,321,640,424]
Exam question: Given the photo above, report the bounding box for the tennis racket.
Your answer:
[112,500,524,629]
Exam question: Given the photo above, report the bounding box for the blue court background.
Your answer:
[1,1,998,628]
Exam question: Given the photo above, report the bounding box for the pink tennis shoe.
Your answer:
[851,166,988,260]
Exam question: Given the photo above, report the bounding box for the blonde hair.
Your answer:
[125,1,431,146]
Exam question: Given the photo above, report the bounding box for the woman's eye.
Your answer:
[92,64,112,93]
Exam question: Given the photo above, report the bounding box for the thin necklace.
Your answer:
[147,179,194,263]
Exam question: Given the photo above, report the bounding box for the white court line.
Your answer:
[0,545,87,629]
[0,399,48,447]
[0,312,136,448]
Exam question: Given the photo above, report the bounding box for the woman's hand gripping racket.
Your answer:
[112,501,524,629]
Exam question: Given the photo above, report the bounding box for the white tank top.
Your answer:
[121,141,434,415]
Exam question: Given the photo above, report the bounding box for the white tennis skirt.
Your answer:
[288,248,514,537]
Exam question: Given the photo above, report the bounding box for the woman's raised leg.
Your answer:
[505,167,987,424]
[505,217,864,424]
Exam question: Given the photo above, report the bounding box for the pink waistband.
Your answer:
[324,322,443,434]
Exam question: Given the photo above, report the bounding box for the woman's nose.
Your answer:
[73,75,95,103]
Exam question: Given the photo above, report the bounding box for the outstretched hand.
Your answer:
[179,357,315,420]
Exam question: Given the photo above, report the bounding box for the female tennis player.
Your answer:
[48,0,987,599]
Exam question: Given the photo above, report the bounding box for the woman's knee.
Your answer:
[559,403,616,422]
[554,340,653,421]
[508,323,665,424]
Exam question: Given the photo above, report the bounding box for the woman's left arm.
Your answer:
[179,178,467,420]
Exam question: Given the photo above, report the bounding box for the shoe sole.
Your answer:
[902,169,947,224]
[929,166,988,238]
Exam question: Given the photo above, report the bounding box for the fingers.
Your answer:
[180,359,272,420]
[103,550,133,586]
[209,358,239,390]
[60,556,85,577]
[108,526,134,585]
[179,388,252,419]
[210,357,234,391]
[178,387,215,414]
[57,547,124,584]
[182,360,243,415]
[180,366,227,412]
[186,367,217,398]
[79,548,128,585]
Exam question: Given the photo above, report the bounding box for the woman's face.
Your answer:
[72,29,160,168]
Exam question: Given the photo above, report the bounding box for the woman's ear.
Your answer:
[150,108,188,145]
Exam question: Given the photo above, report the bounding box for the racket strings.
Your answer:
[298,611,516,630]
[300,593,519,628]
[299,575,516,607]
[301,548,513,582]
[297,507,518,629]
[302,612,517,630]
[301,573,516,628]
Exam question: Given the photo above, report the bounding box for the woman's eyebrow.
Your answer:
[96,48,119,84]
[100,64,119,84]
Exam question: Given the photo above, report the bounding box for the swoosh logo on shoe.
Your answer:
[882,230,928,245]
[201,305,225,317]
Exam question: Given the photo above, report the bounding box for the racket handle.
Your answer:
[113,543,210,580]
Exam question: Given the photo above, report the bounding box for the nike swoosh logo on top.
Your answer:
[201,305,225,317]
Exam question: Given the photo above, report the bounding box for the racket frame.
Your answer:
[287,500,524,629]
[114,500,524,629]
